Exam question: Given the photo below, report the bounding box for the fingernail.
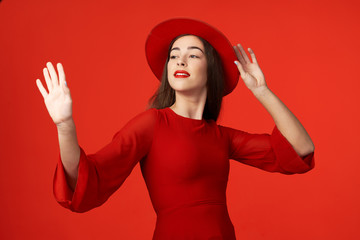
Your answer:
[234,61,238,65]
[65,81,67,86]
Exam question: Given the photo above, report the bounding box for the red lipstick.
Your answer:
[174,70,190,78]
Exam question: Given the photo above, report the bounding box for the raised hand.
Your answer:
[36,62,73,126]
[233,43,268,93]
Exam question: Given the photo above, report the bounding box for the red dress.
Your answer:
[53,107,315,239]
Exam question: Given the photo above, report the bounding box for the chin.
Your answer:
[168,78,206,95]
[169,81,190,91]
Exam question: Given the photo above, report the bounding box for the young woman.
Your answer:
[36,18,315,240]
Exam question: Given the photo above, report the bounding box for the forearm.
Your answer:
[252,86,315,157]
[57,119,80,191]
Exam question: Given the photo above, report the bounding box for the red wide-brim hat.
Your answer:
[145,18,239,96]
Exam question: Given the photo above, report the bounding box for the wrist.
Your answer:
[56,118,76,133]
[252,85,271,98]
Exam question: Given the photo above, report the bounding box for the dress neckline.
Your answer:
[165,107,206,123]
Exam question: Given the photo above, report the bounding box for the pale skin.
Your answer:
[35,36,314,191]
[167,35,208,120]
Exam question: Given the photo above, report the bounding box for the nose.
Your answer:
[176,57,187,67]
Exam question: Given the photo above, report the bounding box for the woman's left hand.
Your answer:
[233,43,268,94]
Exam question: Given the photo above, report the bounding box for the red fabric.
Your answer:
[53,107,315,239]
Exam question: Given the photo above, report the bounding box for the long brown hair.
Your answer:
[147,34,225,122]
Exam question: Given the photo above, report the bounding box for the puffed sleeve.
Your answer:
[53,108,158,213]
[219,125,315,174]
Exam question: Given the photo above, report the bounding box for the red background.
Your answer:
[1,0,359,239]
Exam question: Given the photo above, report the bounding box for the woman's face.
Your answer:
[167,35,207,96]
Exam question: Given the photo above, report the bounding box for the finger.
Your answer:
[248,48,258,65]
[43,67,53,92]
[36,79,48,99]
[233,45,246,65]
[46,62,59,87]
[57,63,67,87]
[236,43,251,63]
[234,61,246,78]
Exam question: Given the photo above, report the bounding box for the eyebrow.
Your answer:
[170,46,204,53]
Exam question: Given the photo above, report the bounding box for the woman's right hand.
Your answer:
[36,62,73,127]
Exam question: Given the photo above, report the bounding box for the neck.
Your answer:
[170,89,207,120]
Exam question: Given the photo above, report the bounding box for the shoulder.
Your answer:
[131,107,158,122]
[217,124,249,140]
[123,107,158,129]
[112,108,159,140]
[217,124,235,135]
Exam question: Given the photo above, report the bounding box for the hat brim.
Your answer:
[145,18,239,96]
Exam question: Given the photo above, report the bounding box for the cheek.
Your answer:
[167,62,173,78]
[199,63,207,81]
[166,66,171,81]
